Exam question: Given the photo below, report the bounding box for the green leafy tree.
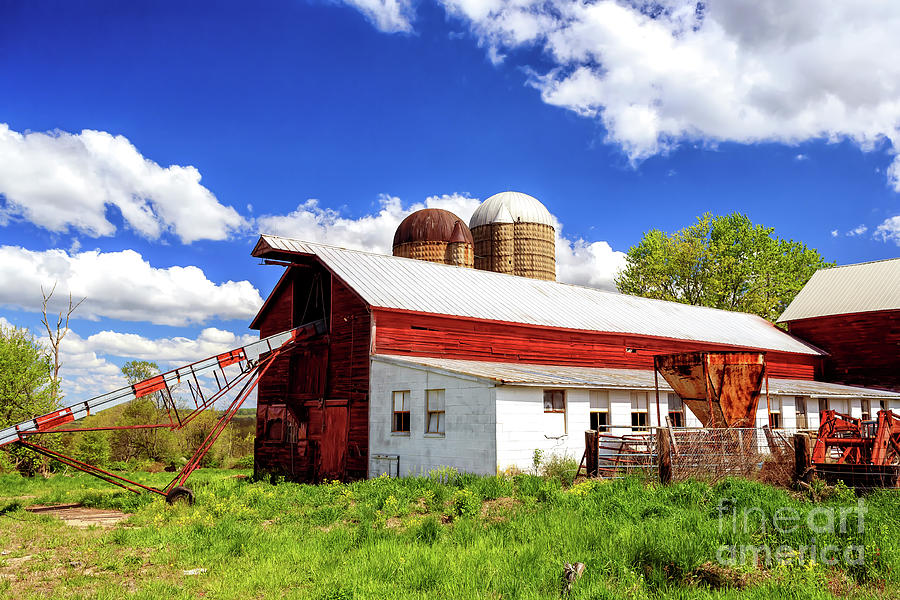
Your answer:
[111,360,176,464]
[75,430,110,467]
[615,213,833,322]
[0,324,60,474]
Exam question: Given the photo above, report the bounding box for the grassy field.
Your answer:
[0,469,898,599]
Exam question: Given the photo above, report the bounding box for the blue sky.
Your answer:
[0,1,898,400]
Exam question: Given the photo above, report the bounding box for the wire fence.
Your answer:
[592,426,797,485]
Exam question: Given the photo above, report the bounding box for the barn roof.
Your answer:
[778,258,900,323]
[374,355,900,399]
[253,235,822,356]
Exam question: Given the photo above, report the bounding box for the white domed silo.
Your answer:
[469,191,556,281]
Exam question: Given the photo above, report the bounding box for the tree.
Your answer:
[40,283,85,397]
[111,360,177,464]
[615,213,833,322]
[0,324,59,474]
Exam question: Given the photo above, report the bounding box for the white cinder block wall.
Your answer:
[368,360,497,477]
[495,387,590,472]
[368,359,895,476]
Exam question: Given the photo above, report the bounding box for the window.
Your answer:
[861,399,872,421]
[392,391,410,433]
[589,390,609,432]
[543,389,567,436]
[818,398,827,417]
[631,391,649,431]
[796,396,808,429]
[426,389,445,435]
[543,390,565,413]
[769,397,782,429]
[667,393,685,428]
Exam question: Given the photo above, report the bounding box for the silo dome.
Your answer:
[469,191,555,228]
[470,191,556,281]
[392,208,474,268]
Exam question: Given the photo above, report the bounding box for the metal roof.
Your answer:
[374,355,900,399]
[254,235,822,356]
[469,191,555,228]
[778,258,900,322]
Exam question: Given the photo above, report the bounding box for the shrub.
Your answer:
[539,453,579,487]
[232,454,254,469]
[450,488,480,518]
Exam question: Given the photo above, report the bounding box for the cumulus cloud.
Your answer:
[259,193,626,289]
[875,216,900,245]
[396,1,900,190]
[847,225,868,237]
[50,327,258,401]
[257,193,482,253]
[0,124,245,243]
[339,0,415,32]
[0,246,263,326]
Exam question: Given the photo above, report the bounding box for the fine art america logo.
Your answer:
[716,497,867,567]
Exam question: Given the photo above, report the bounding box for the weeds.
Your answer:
[0,470,897,599]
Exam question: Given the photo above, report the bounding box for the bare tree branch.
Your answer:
[40,282,86,392]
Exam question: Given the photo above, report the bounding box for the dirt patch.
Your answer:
[687,561,755,589]
[480,497,520,521]
[25,504,129,528]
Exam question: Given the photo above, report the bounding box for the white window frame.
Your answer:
[631,391,649,431]
[392,390,410,434]
[425,389,445,436]
[589,390,609,432]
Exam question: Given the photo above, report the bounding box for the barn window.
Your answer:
[667,393,685,428]
[630,391,649,431]
[769,397,782,429]
[425,389,445,435]
[795,396,808,429]
[589,390,609,432]
[543,390,565,413]
[392,391,410,434]
[861,399,872,421]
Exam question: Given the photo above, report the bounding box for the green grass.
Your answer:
[0,469,898,599]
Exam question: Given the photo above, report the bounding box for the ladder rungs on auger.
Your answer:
[0,319,326,502]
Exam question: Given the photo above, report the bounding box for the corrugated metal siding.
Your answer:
[373,354,900,399]
[255,235,821,356]
[778,258,900,322]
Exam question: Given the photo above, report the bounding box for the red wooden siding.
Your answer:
[254,263,371,482]
[787,310,900,391]
[373,309,821,380]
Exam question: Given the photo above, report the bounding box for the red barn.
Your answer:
[249,236,900,481]
[778,258,900,392]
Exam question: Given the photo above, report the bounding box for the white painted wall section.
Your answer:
[368,360,497,477]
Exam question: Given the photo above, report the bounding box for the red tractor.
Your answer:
[811,409,900,488]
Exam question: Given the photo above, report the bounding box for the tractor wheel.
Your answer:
[166,486,195,505]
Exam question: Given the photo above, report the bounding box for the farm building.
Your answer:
[250,198,900,480]
[778,258,900,392]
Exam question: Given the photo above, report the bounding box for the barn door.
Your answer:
[317,401,349,480]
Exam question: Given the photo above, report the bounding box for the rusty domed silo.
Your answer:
[470,191,556,280]
[392,208,474,268]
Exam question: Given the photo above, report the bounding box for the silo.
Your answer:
[470,191,556,281]
[392,208,474,268]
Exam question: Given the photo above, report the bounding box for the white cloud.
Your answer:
[339,0,415,32]
[426,0,900,190]
[258,193,625,290]
[50,327,258,402]
[795,154,808,161]
[0,124,245,243]
[257,193,482,253]
[847,224,868,237]
[555,235,626,290]
[0,246,263,326]
[875,215,900,245]
[830,229,839,237]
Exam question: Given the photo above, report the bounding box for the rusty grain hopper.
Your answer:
[654,351,767,428]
